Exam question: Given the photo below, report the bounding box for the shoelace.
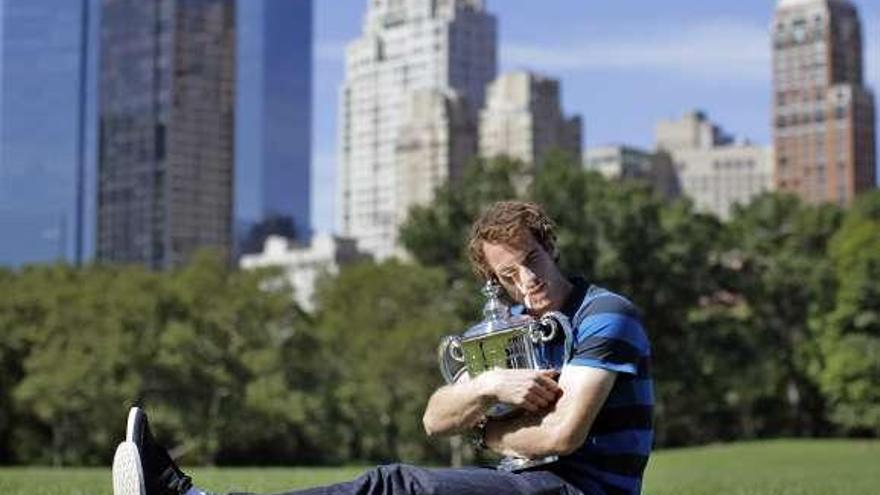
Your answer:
[159,466,193,495]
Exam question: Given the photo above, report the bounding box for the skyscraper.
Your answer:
[235,0,312,256]
[0,0,97,267]
[338,0,497,259]
[772,0,876,205]
[479,71,582,168]
[97,0,235,268]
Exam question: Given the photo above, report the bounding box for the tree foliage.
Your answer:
[820,192,880,434]
[313,261,460,463]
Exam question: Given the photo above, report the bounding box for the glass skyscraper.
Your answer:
[97,0,235,268]
[0,0,98,267]
[235,0,312,255]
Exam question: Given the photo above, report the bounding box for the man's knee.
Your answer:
[372,463,410,482]
[362,463,434,494]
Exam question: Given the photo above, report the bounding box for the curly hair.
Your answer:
[467,201,558,282]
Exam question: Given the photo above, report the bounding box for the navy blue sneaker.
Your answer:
[112,407,193,495]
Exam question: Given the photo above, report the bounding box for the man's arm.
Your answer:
[422,369,561,437]
[484,365,616,458]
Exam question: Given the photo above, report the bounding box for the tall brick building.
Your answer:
[772,0,876,205]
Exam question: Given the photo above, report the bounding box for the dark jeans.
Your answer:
[229,463,585,495]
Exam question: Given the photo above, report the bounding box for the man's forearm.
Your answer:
[422,380,491,437]
[484,410,569,458]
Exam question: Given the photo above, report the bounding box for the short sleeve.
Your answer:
[568,294,649,376]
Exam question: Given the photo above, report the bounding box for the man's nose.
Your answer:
[517,264,537,286]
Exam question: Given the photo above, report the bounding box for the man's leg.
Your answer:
[229,464,583,495]
[112,407,582,495]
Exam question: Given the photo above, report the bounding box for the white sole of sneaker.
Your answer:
[112,441,146,495]
[126,407,142,442]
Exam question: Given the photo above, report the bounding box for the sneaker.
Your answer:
[112,407,193,495]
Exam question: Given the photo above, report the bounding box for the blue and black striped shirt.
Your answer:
[550,279,654,495]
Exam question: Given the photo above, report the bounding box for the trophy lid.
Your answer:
[461,280,531,339]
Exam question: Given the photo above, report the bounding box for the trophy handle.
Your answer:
[438,335,466,384]
[526,311,573,370]
[529,311,571,343]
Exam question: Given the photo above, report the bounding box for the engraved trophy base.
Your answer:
[497,454,559,472]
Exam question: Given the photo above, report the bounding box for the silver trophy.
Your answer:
[437,280,572,471]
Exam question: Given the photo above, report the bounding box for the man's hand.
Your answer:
[476,369,561,413]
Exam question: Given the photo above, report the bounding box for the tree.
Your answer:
[11,263,160,464]
[7,251,328,466]
[140,250,323,465]
[820,191,880,435]
[313,260,461,463]
[0,267,24,463]
[724,193,842,437]
[400,155,522,282]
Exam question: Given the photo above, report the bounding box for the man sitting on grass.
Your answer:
[112,200,654,495]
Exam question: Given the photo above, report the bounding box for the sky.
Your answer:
[0,0,99,265]
[309,0,880,235]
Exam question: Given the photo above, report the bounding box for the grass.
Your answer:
[641,439,880,495]
[0,439,877,494]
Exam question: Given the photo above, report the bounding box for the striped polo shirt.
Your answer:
[550,279,654,495]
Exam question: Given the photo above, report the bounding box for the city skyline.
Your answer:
[2,0,878,267]
[312,0,880,234]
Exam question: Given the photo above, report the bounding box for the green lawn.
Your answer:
[1,440,877,495]
[641,439,879,495]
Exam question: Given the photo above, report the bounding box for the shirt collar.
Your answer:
[560,276,590,320]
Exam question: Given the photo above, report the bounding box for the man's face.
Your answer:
[481,231,570,315]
